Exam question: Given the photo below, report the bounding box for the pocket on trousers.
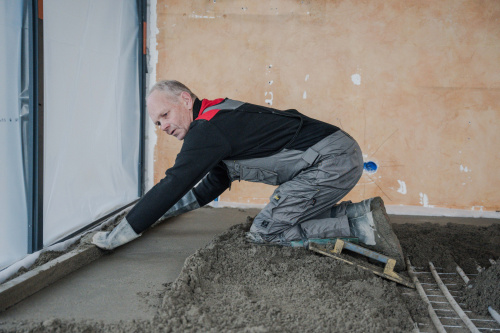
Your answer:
[240,166,279,185]
[270,190,318,225]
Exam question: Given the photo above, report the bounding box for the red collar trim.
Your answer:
[195,98,225,121]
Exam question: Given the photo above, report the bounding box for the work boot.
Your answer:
[347,197,406,272]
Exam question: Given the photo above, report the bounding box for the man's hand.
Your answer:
[92,218,140,250]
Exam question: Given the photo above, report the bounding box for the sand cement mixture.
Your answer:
[463,259,500,315]
[1,215,499,332]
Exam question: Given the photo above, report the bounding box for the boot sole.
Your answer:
[367,197,406,272]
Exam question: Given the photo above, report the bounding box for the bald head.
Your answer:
[146,81,195,141]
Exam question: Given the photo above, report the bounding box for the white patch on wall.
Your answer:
[471,206,484,211]
[265,65,273,105]
[189,14,216,19]
[419,193,433,207]
[351,73,361,86]
[303,91,307,99]
[459,165,471,172]
[305,74,309,81]
[265,92,273,105]
[397,180,407,194]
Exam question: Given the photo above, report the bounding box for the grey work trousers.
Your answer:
[249,131,364,243]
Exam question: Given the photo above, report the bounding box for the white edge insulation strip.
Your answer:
[0,206,134,284]
[405,258,446,333]
[488,306,500,326]
[386,205,500,219]
[0,238,80,285]
[213,201,500,219]
[429,262,480,333]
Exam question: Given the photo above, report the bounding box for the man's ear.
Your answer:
[180,91,193,109]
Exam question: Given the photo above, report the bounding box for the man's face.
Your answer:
[147,90,194,141]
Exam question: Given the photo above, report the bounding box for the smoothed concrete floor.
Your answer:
[0,207,260,323]
[0,206,498,324]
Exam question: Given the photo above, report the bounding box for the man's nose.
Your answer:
[161,122,169,132]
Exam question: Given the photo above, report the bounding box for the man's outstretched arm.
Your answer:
[92,122,231,250]
[157,162,231,220]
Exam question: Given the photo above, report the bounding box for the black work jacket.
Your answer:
[126,98,339,233]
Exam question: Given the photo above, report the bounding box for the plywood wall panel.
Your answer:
[153,0,500,212]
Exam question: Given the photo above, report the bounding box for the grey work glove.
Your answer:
[92,218,140,250]
[161,190,200,220]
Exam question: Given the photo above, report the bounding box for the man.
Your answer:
[93,80,405,271]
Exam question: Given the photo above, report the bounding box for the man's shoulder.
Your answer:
[185,119,228,145]
[196,98,246,121]
[188,118,219,133]
[180,120,231,156]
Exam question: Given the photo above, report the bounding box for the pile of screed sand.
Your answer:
[2,218,499,333]
[463,260,500,315]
